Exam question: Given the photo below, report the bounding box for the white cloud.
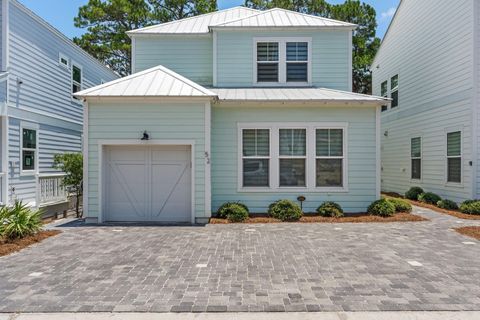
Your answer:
[380,7,397,21]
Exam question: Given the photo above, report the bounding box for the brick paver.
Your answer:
[0,207,479,312]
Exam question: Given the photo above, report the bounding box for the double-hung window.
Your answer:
[256,42,279,83]
[316,129,344,187]
[381,80,388,112]
[242,129,270,187]
[391,75,399,108]
[447,131,461,183]
[279,129,306,187]
[411,137,421,180]
[72,63,82,97]
[22,128,37,172]
[286,42,308,82]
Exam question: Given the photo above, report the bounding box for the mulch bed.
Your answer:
[210,212,427,224]
[383,193,480,220]
[455,227,480,240]
[0,230,61,257]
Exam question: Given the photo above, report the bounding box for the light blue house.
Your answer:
[76,7,387,224]
[0,0,117,212]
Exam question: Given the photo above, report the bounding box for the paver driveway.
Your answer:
[0,207,480,313]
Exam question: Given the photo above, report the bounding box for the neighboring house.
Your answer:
[372,0,478,203]
[76,7,387,224]
[0,0,117,212]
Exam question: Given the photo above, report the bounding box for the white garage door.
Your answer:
[104,145,191,223]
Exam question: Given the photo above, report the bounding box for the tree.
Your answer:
[74,0,217,76]
[53,153,83,218]
[244,0,381,94]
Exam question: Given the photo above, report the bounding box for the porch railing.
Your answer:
[37,173,68,206]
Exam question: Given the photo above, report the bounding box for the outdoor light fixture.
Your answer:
[141,131,149,141]
[297,195,306,212]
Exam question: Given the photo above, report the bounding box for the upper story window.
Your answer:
[447,131,461,183]
[381,80,388,112]
[391,75,398,108]
[59,53,69,69]
[72,63,82,98]
[255,38,311,85]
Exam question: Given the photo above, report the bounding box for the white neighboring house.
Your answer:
[372,0,479,203]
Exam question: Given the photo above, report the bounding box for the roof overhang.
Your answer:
[209,26,357,32]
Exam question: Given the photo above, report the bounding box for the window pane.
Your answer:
[316,129,329,156]
[316,159,343,187]
[286,63,307,82]
[286,42,308,61]
[243,129,269,157]
[73,65,81,83]
[411,137,421,158]
[411,159,421,180]
[391,90,398,108]
[22,150,35,171]
[257,42,278,61]
[279,159,306,187]
[243,159,269,187]
[391,75,398,89]
[330,129,343,156]
[316,129,343,157]
[447,131,461,156]
[447,158,461,183]
[23,129,36,149]
[257,63,278,82]
[279,129,306,156]
[381,105,388,112]
[381,81,388,97]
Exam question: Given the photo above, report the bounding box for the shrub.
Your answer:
[459,200,480,215]
[367,199,396,217]
[437,199,458,210]
[388,198,412,213]
[405,187,424,200]
[418,192,441,205]
[225,205,249,222]
[268,199,302,221]
[317,202,344,217]
[0,201,43,240]
[217,202,249,219]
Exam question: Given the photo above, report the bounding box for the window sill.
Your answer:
[444,181,464,188]
[253,82,311,87]
[237,187,349,193]
[20,171,37,177]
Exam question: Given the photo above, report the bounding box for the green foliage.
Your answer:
[226,204,249,222]
[367,199,395,217]
[0,202,43,240]
[268,199,302,221]
[459,200,480,215]
[437,199,458,210]
[244,0,381,94]
[74,0,217,76]
[388,198,412,213]
[217,202,249,219]
[418,192,441,205]
[53,153,83,217]
[405,186,424,200]
[316,201,344,217]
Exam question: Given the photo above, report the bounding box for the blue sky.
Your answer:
[19,0,399,39]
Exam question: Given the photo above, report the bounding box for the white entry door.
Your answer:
[104,145,191,223]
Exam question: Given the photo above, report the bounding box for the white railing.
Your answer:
[37,173,68,206]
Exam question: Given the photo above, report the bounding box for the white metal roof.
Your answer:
[211,8,356,29]
[74,65,216,98]
[128,7,259,35]
[211,87,388,105]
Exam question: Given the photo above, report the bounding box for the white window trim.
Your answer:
[237,122,348,193]
[314,127,347,190]
[445,128,463,186]
[410,135,422,182]
[58,53,69,69]
[381,80,388,111]
[391,75,399,108]
[253,37,312,87]
[71,61,83,103]
[278,128,307,188]
[241,128,272,188]
[19,121,39,176]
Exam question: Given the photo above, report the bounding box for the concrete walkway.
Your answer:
[1,311,480,320]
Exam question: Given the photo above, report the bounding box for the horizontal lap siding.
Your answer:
[216,30,350,90]
[372,0,475,201]
[87,102,206,219]
[211,105,377,213]
[134,36,213,86]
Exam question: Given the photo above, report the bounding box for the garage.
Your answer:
[104,145,192,223]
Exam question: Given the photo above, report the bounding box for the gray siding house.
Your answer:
[372,0,479,203]
[0,0,117,210]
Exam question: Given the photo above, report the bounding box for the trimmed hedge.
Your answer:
[367,199,396,217]
[268,199,303,221]
[418,192,442,205]
[405,187,424,200]
[217,202,249,219]
[459,200,480,215]
[388,198,412,213]
[437,199,458,210]
[317,202,344,218]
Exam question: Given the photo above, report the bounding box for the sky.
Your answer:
[19,0,400,39]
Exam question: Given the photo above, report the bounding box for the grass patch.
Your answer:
[455,227,480,240]
[0,230,61,257]
[210,212,427,224]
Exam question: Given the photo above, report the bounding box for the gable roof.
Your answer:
[211,8,356,30]
[74,65,216,99]
[127,7,259,35]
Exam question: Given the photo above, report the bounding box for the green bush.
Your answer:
[317,201,344,217]
[368,199,396,217]
[268,199,303,221]
[0,202,43,240]
[418,192,442,205]
[405,186,424,200]
[217,202,249,219]
[388,198,412,213]
[459,200,480,215]
[437,199,458,210]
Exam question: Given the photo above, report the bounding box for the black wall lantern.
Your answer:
[141,131,150,141]
[297,195,306,212]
